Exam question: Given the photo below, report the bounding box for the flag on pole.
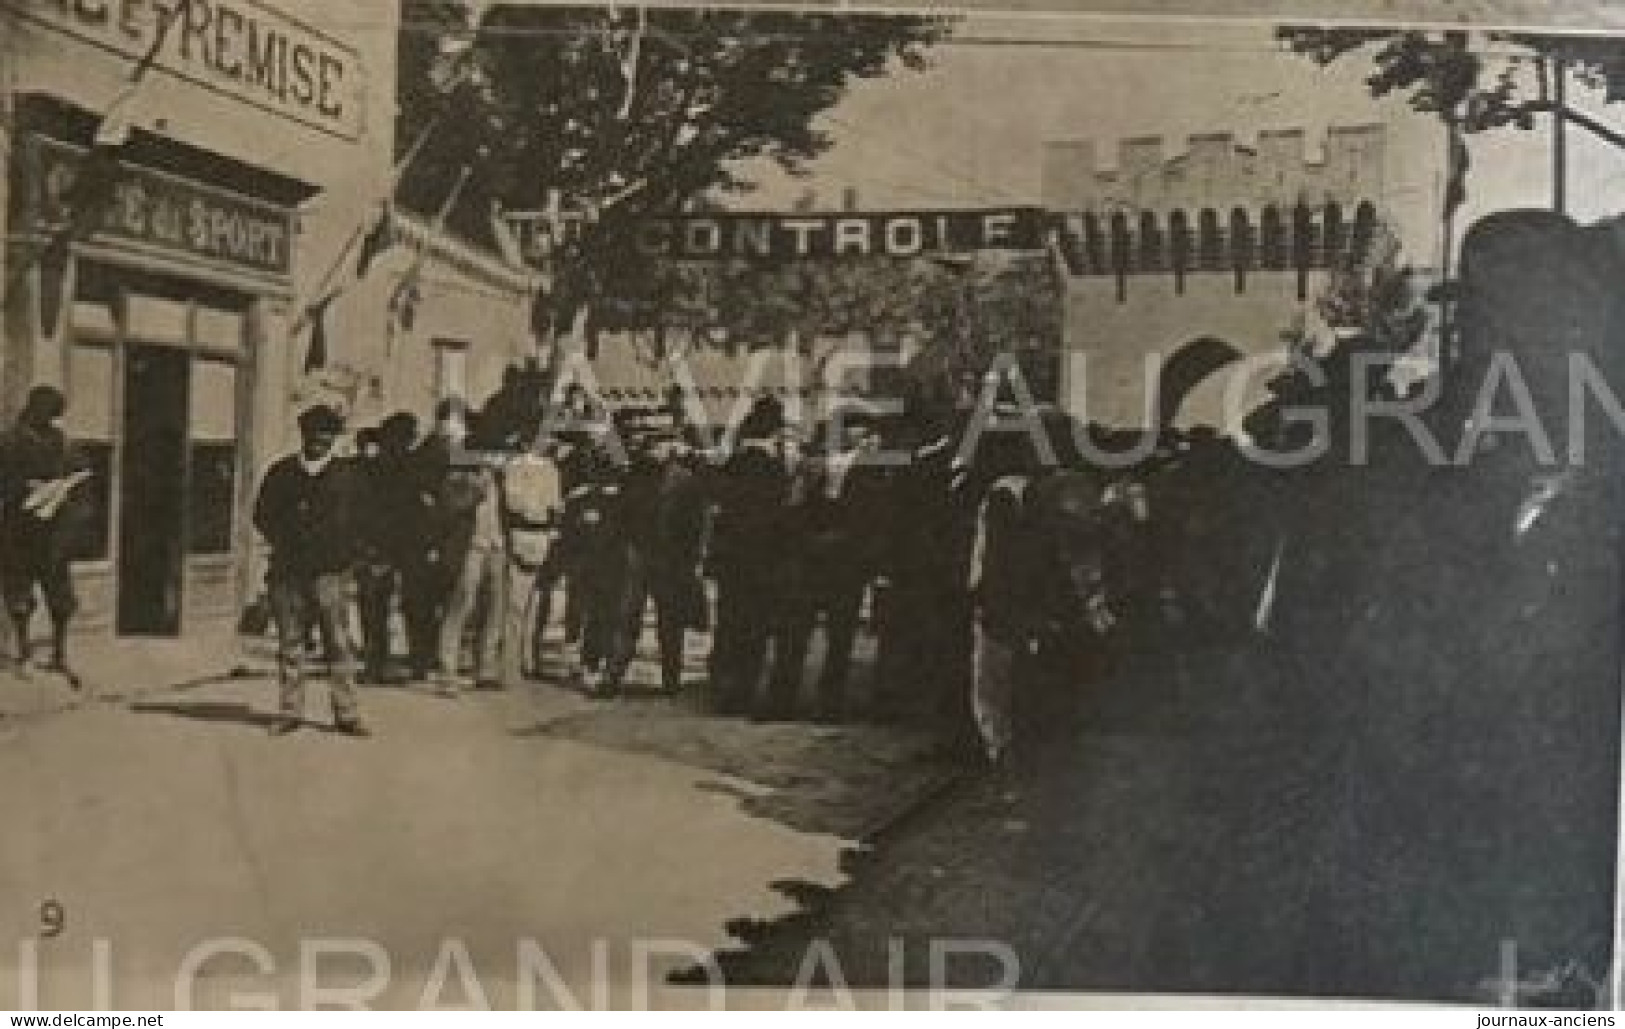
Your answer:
[94,85,145,149]
[388,164,473,341]
[388,274,423,334]
[304,294,335,373]
[95,0,192,147]
[1444,123,1470,221]
[355,203,396,279]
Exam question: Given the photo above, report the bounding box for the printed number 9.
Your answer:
[39,900,64,938]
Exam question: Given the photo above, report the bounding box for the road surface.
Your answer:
[0,675,864,1009]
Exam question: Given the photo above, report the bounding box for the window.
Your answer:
[1292,203,1318,270]
[1293,203,1318,299]
[1109,212,1132,302]
[1138,211,1164,273]
[1230,208,1255,293]
[1323,202,1347,268]
[188,357,238,556]
[1261,206,1287,270]
[1198,209,1224,271]
[125,294,189,345]
[1082,214,1107,275]
[1169,210,1192,293]
[1351,201,1379,265]
[64,342,115,563]
[433,339,470,404]
[1109,212,1133,273]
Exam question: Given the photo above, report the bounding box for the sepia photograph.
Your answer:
[0,0,1623,1011]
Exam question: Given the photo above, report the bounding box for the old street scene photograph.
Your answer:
[3,0,1625,1009]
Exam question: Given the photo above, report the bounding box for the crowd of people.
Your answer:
[0,359,1307,771]
[0,361,1286,763]
[248,376,974,742]
[243,344,1244,760]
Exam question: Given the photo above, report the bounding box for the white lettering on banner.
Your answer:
[886,216,924,255]
[983,212,1016,247]
[834,218,871,255]
[782,218,825,257]
[683,219,721,257]
[626,208,1049,261]
[734,218,773,257]
[28,0,364,139]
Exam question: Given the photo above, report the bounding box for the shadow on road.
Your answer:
[129,697,376,736]
[129,699,287,731]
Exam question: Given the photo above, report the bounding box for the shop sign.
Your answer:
[18,135,294,277]
[26,0,363,140]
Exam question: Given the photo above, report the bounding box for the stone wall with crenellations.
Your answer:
[1042,124,1386,215]
[1042,124,1437,432]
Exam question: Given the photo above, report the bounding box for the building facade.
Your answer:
[0,0,534,638]
[559,327,878,435]
[1042,124,1441,431]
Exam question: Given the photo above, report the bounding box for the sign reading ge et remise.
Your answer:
[28,0,362,140]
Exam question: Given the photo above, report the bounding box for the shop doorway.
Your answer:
[117,344,191,635]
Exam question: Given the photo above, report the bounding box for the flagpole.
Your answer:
[385,162,475,353]
[1553,58,1568,215]
[288,223,370,335]
[289,74,476,336]
[1437,106,1468,371]
[392,163,475,303]
[96,0,192,146]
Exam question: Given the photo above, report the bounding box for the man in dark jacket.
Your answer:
[0,385,88,683]
[354,412,422,683]
[399,397,472,679]
[707,398,791,716]
[767,413,884,722]
[562,429,631,695]
[604,424,708,696]
[253,404,368,737]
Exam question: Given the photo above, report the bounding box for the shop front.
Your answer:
[1,0,396,637]
[5,113,300,634]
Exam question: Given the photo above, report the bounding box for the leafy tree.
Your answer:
[1279,28,1625,132]
[396,2,950,342]
[614,251,1062,401]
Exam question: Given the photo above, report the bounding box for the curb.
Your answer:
[851,764,976,846]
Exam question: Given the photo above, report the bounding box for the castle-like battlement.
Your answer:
[1053,196,1383,280]
[1042,124,1387,214]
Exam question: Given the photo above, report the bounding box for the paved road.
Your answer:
[712,640,1615,1009]
[0,676,858,1009]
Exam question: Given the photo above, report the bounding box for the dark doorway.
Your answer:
[118,345,191,635]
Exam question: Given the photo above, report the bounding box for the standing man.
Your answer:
[707,398,791,716]
[500,426,564,683]
[0,385,89,684]
[604,425,708,696]
[354,412,422,684]
[528,428,590,676]
[564,429,632,696]
[252,404,369,737]
[400,397,474,680]
[435,416,508,695]
[767,413,882,723]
